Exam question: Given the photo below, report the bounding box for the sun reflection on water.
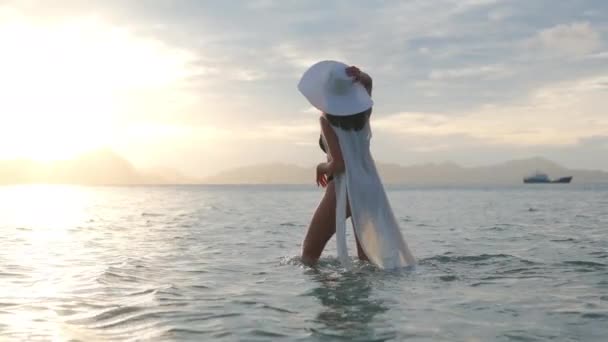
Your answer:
[0,185,97,340]
[0,184,90,230]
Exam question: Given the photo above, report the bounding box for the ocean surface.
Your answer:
[1,184,607,341]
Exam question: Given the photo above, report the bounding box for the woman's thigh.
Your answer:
[301,182,337,263]
[301,181,367,263]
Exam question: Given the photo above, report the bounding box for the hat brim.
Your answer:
[298,60,373,116]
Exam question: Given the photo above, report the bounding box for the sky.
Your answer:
[0,0,607,177]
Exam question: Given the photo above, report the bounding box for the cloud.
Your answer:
[375,73,608,146]
[302,106,320,114]
[429,64,512,80]
[579,135,608,148]
[530,22,602,57]
[586,51,608,59]
[487,7,513,21]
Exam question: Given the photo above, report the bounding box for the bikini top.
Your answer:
[319,135,328,154]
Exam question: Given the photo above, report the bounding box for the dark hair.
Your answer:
[325,108,372,131]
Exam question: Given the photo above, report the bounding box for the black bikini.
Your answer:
[318,135,327,153]
[319,135,334,182]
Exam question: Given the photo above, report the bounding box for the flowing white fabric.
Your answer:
[330,122,416,270]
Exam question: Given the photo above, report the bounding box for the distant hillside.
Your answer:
[0,150,194,185]
[2,153,607,185]
[204,157,608,185]
[203,163,311,184]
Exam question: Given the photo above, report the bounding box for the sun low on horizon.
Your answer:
[0,10,201,164]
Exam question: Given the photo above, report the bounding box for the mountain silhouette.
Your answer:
[0,150,183,185]
[203,157,608,185]
[2,153,607,185]
[203,163,311,184]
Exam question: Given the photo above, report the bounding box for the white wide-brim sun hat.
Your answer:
[298,60,373,116]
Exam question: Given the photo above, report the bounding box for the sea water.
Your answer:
[1,184,607,341]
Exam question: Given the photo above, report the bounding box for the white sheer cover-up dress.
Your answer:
[323,121,416,270]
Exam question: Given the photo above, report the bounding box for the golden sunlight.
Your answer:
[0,12,196,161]
[0,184,95,339]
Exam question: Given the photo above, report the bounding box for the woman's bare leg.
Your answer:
[301,181,369,265]
[301,182,337,265]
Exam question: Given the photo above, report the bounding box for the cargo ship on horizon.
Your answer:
[523,171,572,184]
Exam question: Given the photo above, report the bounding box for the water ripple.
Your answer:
[1,184,607,341]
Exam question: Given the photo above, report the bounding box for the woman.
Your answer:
[298,61,416,270]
